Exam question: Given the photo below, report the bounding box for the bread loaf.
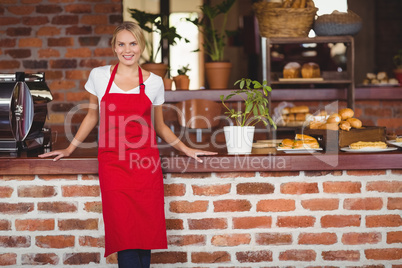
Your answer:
[339,108,354,120]
[339,121,351,131]
[290,105,309,113]
[346,118,362,128]
[283,62,301,78]
[326,113,341,124]
[301,62,320,78]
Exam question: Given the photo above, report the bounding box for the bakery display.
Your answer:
[283,62,301,78]
[349,141,387,149]
[301,62,320,78]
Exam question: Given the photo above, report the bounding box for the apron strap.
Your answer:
[138,66,145,93]
[105,63,119,95]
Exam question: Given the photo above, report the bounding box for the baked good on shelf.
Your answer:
[290,105,309,114]
[346,118,362,128]
[326,113,342,124]
[283,62,301,78]
[278,135,319,149]
[396,137,402,142]
[301,62,320,78]
[339,121,351,131]
[349,141,387,149]
[295,134,316,141]
[339,108,354,120]
[377,71,388,80]
[280,105,310,126]
[318,123,339,130]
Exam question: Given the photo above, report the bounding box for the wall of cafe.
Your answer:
[0,170,401,266]
[1,0,402,137]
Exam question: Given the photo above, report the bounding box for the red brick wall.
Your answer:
[0,0,122,135]
[0,171,401,266]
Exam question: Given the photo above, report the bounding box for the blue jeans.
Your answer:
[118,249,151,268]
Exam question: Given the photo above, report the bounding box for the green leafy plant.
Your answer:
[220,78,276,128]
[177,64,191,76]
[393,49,402,69]
[128,8,189,63]
[187,0,236,62]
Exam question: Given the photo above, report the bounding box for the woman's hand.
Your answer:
[182,147,217,163]
[38,149,72,162]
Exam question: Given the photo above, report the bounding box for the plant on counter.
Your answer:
[187,0,236,62]
[220,78,276,128]
[173,64,191,90]
[128,8,189,63]
[177,64,191,76]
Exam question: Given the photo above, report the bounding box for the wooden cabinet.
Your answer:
[263,36,355,110]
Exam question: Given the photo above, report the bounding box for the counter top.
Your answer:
[1,145,401,175]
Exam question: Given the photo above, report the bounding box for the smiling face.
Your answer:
[114,29,141,66]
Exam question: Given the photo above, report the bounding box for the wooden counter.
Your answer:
[1,145,401,175]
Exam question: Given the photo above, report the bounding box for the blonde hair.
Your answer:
[111,21,145,54]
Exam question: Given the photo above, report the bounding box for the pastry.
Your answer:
[309,121,324,129]
[279,139,295,149]
[282,107,290,115]
[349,141,387,149]
[278,134,319,149]
[283,62,301,78]
[326,113,341,124]
[377,71,388,80]
[339,108,354,120]
[346,118,362,128]
[396,137,402,142]
[301,62,320,78]
[295,134,317,141]
[290,105,309,113]
[339,121,351,131]
[318,123,339,130]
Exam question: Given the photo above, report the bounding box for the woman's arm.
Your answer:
[39,93,99,161]
[152,105,217,162]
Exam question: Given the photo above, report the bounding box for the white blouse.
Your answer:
[85,65,165,109]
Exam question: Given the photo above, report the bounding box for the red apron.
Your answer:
[98,64,167,257]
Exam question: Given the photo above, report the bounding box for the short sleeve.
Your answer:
[150,74,165,106]
[85,68,98,97]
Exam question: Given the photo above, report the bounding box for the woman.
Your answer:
[39,21,216,267]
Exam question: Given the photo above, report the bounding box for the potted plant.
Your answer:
[173,64,191,90]
[188,0,236,89]
[220,78,276,154]
[393,49,402,85]
[164,66,173,90]
[128,8,189,78]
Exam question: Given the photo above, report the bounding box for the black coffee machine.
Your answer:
[0,72,53,156]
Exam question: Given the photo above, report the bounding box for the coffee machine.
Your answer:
[0,72,53,155]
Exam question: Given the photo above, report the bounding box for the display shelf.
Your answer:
[263,36,355,110]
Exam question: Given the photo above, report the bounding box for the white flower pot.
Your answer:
[223,126,255,154]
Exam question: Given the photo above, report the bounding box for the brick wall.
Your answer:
[0,0,122,136]
[0,171,401,266]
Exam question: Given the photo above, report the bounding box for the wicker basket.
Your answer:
[313,10,362,36]
[253,1,318,38]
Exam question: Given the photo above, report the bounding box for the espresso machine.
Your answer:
[0,72,53,155]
